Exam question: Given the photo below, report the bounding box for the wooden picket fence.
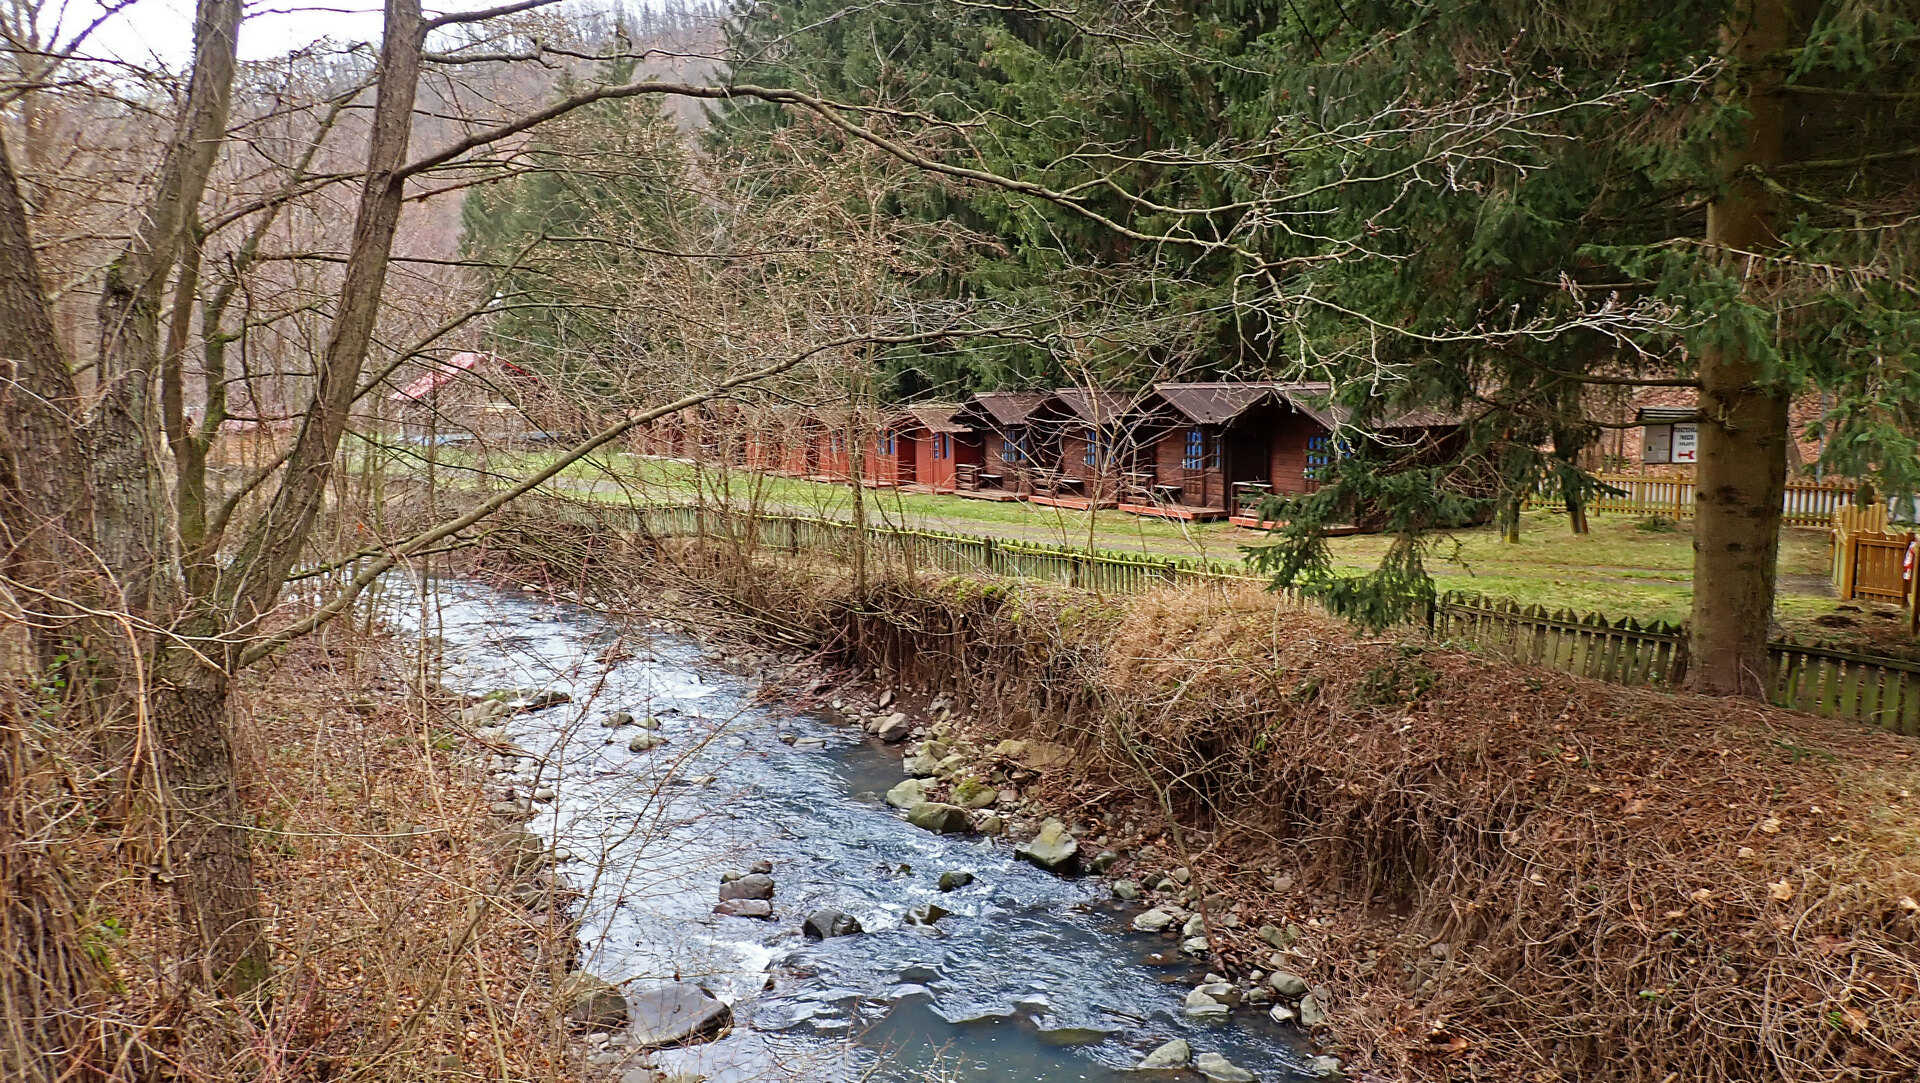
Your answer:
[1527,473,1856,527]
[574,501,1919,737]
[1430,592,1920,736]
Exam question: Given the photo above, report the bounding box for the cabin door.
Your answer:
[1180,427,1211,507]
[898,434,918,483]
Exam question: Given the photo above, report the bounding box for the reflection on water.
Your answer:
[400,578,1310,1081]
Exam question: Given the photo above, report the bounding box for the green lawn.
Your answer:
[400,447,1870,640]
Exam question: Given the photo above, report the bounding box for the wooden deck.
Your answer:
[950,487,1022,503]
[1030,493,1117,511]
[1117,501,1228,522]
[1228,514,1361,536]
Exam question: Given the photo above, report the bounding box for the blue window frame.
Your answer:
[1085,437,1100,468]
[1002,434,1027,464]
[933,433,948,460]
[1305,434,1333,480]
[879,433,896,456]
[1182,428,1207,470]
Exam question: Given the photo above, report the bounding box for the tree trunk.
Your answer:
[150,651,268,996]
[1686,0,1807,697]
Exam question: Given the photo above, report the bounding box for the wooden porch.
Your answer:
[1117,501,1229,521]
[1031,493,1118,511]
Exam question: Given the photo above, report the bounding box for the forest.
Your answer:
[2,1,1917,1082]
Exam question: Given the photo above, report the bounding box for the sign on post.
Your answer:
[1671,423,1698,464]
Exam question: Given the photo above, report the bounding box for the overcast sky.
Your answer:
[71,0,589,66]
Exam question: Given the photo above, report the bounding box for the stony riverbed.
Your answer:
[403,578,1324,1082]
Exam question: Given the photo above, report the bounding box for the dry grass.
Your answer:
[4,624,578,1082]
[592,527,1920,1083]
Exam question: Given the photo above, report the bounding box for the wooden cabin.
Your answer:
[951,391,1055,496]
[881,403,974,492]
[811,407,857,482]
[390,351,540,448]
[1042,388,1135,508]
[1123,382,1341,520]
[868,403,956,489]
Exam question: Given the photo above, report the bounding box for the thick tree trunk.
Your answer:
[1686,0,1807,696]
[150,652,267,996]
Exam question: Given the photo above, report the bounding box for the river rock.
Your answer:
[973,812,1006,835]
[462,699,511,726]
[875,713,912,743]
[906,802,970,834]
[1180,936,1210,955]
[1136,1038,1191,1069]
[601,711,635,729]
[1269,971,1308,997]
[1014,818,1080,873]
[628,732,665,752]
[950,778,997,809]
[1089,850,1120,873]
[1133,907,1177,933]
[1112,880,1141,901]
[503,689,571,713]
[1308,1055,1343,1078]
[1183,988,1229,1019]
[1297,993,1328,1027]
[1268,1004,1295,1024]
[718,873,774,901]
[627,983,732,1048]
[938,871,975,891]
[901,752,940,776]
[1195,1052,1256,1081]
[886,778,930,809]
[560,973,628,1031]
[905,903,950,926]
[713,898,772,919]
[749,859,773,875]
[803,909,862,939]
[1182,915,1207,938]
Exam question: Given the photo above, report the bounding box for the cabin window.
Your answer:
[1305,435,1333,479]
[1182,428,1208,470]
[878,433,895,456]
[1003,434,1027,464]
[1085,437,1100,468]
[933,434,948,460]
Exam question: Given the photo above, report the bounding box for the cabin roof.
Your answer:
[389,351,528,402]
[894,403,969,434]
[1145,381,1333,426]
[954,391,1054,428]
[1051,388,1134,424]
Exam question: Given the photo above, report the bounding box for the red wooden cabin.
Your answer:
[1123,382,1341,520]
[951,391,1055,496]
[1043,388,1135,507]
[884,403,974,492]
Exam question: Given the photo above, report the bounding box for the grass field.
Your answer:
[401,446,1885,643]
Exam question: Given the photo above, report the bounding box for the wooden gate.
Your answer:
[1840,530,1914,602]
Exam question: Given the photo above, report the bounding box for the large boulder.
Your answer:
[1268,971,1309,997]
[1132,907,1177,933]
[937,870,975,892]
[1297,993,1328,1027]
[560,973,628,1032]
[628,732,665,752]
[906,802,971,834]
[901,751,941,776]
[1136,1038,1192,1070]
[1015,819,1080,873]
[905,903,951,926]
[885,778,930,810]
[803,909,862,939]
[874,713,913,743]
[713,899,772,919]
[1195,1052,1256,1082]
[717,873,774,902]
[627,983,732,1048]
[950,778,997,810]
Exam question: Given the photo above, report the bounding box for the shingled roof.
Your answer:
[1145,381,1459,431]
[1051,388,1135,425]
[954,391,1055,428]
[894,403,969,434]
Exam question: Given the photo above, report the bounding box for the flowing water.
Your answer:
[404,578,1311,1081]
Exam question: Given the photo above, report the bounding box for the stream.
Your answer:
[403,578,1312,1081]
